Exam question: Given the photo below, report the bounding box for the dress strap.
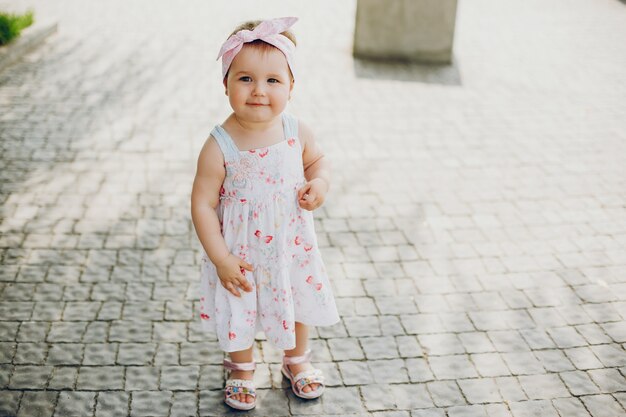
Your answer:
[282,112,299,139]
[211,125,240,161]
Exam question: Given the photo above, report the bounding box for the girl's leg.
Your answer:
[229,346,255,403]
[284,322,320,393]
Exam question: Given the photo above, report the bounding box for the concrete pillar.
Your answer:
[353,0,458,64]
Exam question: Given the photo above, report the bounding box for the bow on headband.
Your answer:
[217,16,298,80]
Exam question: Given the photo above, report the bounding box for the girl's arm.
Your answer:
[297,120,330,211]
[191,136,253,297]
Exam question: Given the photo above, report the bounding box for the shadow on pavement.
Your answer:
[353,57,461,86]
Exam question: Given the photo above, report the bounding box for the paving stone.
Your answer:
[0,390,21,417]
[508,399,560,417]
[160,365,199,390]
[590,343,626,367]
[77,366,125,390]
[559,370,602,396]
[601,321,626,344]
[117,343,157,365]
[83,343,118,365]
[579,394,624,417]
[360,336,400,359]
[533,349,576,372]
[63,301,101,321]
[198,389,231,416]
[155,342,181,365]
[551,397,592,417]
[170,391,198,417]
[0,322,20,341]
[458,378,502,404]
[575,323,613,345]
[338,361,374,385]
[488,330,530,352]
[547,327,588,348]
[109,321,152,342]
[320,386,366,414]
[316,320,349,338]
[405,357,435,383]
[427,380,466,407]
[390,383,435,409]
[130,390,173,417]
[14,342,48,364]
[400,314,443,335]
[375,296,417,315]
[396,335,424,358]
[47,322,88,342]
[126,366,160,391]
[517,374,570,400]
[458,332,497,353]
[0,342,16,364]
[484,403,514,417]
[360,384,396,411]
[369,359,409,384]
[446,405,489,417]
[83,321,110,343]
[95,391,131,417]
[153,322,187,342]
[17,391,57,417]
[47,343,84,365]
[180,341,221,364]
[564,346,604,370]
[198,365,223,390]
[56,391,96,416]
[501,352,544,375]
[327,337,365,361]
[380,315,407,336]
[10,365,53,389]
[17,321,50,342]
[419,333,465,356]
[495,377,527,402]
[411,409,446,417]
[97,301,123,321]
[0,364,12,388]
[587,368,626,393]
[429,355,479,379]
[48,366,78,390]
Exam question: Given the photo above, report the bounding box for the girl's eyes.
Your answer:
[238,76,280,83]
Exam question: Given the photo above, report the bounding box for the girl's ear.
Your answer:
[223,77,228,96]
[289,78,294,99]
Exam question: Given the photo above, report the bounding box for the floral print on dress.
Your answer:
[199,113,340,352]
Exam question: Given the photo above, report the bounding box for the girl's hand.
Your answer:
[297,178,328,211]
[214,254,254,297]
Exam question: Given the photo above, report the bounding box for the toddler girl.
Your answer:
[191,17,339,410]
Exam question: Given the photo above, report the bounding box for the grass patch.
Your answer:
[0,10,35,46]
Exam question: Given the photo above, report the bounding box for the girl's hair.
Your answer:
[224,20,297,80]
[228,19,297,52]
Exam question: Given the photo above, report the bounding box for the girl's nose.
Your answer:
[252,82,266,95]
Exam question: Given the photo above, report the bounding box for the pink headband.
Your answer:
[217,16,298,80]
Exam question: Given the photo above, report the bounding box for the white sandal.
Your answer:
[281,349,325,399]
[223,359,256,410]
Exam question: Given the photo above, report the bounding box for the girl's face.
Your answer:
[224,45,294,124]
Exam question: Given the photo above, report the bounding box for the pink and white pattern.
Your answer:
[199,114,339,352]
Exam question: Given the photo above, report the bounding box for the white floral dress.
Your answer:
[199,112,339,352]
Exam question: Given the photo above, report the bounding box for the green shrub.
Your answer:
[0,10,34,46]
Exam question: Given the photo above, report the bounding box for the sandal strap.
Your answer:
[225,379,256,398]
[223,359,256,371]
[293,369,324,392]
[283,349,312,365]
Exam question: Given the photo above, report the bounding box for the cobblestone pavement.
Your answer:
[1,0,626,416]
